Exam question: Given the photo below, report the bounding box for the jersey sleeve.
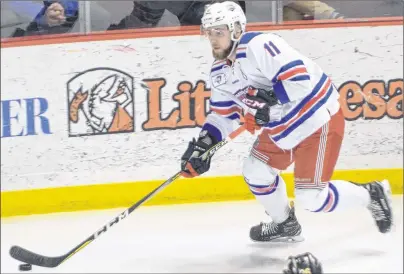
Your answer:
[200,88,241,142]
[245,34,314,103]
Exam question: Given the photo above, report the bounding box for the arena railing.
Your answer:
[1,0,403,46]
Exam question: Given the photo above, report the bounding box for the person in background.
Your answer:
[11,0,78,37]
[283,0,344,21]
[108,1,245,30]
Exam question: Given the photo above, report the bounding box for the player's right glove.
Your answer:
[283,252,323,274]
[180,130,218,178]
[243,87,278,134]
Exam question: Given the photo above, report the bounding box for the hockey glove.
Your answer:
[180,130,218,178]
[283,252,323,274]
[243,87,278,134]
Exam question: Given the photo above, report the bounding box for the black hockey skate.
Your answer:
[250,204,304,242]
[360,180,393,233]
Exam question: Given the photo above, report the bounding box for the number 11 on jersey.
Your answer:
[264,41,281,57]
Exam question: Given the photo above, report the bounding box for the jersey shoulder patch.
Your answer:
[210,60,229,88]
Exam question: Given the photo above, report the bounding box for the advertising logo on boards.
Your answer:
[65,67,403,137]
[1,97,52,138]
[67,68,136,137]
[338,79,403,121]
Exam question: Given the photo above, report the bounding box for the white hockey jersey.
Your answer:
[202,31,341,150]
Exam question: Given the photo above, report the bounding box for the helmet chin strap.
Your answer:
[226,30,242,59]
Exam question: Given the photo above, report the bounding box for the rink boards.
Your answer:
[1,18,403,217]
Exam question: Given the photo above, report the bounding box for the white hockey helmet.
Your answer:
[201,1,247,42]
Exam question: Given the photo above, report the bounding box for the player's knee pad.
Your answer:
[294,185,330,212]
[242,155,279,193]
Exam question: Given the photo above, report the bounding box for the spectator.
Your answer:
[12,0,78,37]
[8,0,110,37]
[283,1,344,21]
[108,1,245,30]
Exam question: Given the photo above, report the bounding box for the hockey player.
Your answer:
[180,1,393,242]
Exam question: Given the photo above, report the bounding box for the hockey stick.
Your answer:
[9,125,246,268]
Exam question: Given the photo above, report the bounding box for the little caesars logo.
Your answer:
[67,68,136,137]
[67,68,213,137]
[338,79,403,120]
[67,69,403,138]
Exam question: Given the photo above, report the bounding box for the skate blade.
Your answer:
[380,180,393,203]
[380,179,394,232]
[251,235,305,243]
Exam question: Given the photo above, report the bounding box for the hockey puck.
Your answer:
[19,264,32,271]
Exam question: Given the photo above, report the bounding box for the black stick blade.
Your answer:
[10,245,64,268]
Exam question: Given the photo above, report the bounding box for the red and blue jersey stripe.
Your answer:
[313,183,339,213]
[236,47,247,59]
[211,60,227,73]
[271,60,311,104]
[266,74,334,142]
[247,176,280,196]
[209,100,242,121]
[236,32,263,60]
[273,60,310,82]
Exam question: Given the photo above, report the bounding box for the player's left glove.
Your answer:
[180,130,218,178]
[283,252,323,274]
[243,87,278,134]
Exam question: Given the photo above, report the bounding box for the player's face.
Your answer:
[203,25,232,60]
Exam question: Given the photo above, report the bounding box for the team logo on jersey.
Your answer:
[212,73,227,87]
[67,68,137,137]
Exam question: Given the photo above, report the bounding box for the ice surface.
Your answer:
[1,197,403,273]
